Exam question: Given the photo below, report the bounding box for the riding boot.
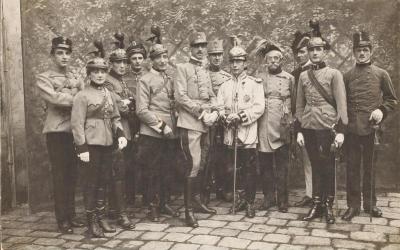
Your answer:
[303,196,323,221]
[86,211,104,238]
[324,196,335,224]
[114,180,134,229]
[96,188,116,233]
[184,177,198,228]
[160,179,180,217]
[199,171,211,205]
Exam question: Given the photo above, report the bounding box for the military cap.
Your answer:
[208,39,224,54]
[51,36,72,54]
[307,19,330,50]
[86,41,108,71]
[190,32,207,46]
[353,31,372,49]
[149,43,168,59]
[126,40,147,59]
[229,46,247,61]
[291,31,311,53]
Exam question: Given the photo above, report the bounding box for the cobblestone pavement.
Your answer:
[2,189,400,250]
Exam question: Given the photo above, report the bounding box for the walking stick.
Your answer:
[232,123,239,214]
[331,124,340,216]
[370,124,380,222]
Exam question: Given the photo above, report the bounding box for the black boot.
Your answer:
[341,207,360,221]
[113,180,134,229]
[148,195,161,222]
[185,177,198,228]
[86,211,104,238]
[245,201,255,218]
[160,204,180,217]
[303,197,323,221]
[97,206,116,233]
[193,175,216,214]
[364,206,383,218]
[117,212,134,229]
[324,196,335,224]
[260,196,276,211]
[160,180,180,217]
[58,220,73,234]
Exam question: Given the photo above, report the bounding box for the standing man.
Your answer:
[257,43,295,213]
[136,43,180,222]
[105,33,135,229]
[206,39,233,203]
[290,27,314,207]
[341,31,398,221]
[217,45,265,218]
[36,36,84,233]
[175,31,218,228]
[295,25,348,224]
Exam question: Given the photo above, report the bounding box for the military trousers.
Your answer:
[208,125,227,192]
[303,129,335,200]
[345,132,377,209]
[46,132,78,224]
[259,145,289,207]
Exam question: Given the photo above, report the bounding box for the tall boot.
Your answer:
[199,170,212,205]
[193,174,216,214]
[148,195,161,222]
[245,200,255,218]
[114,180,134,229]
[324,196,335,224]
[160,183,180,217]
[303,196,323,221]
[96,188,116,233]
[185,177,198,228]
[86,211,104,238]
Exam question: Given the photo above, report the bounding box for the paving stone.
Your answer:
[80,243,97,249]
[249,224,277,233]
[276,244,306,250]
[198,246,229,250]
[268,211,299,220]
[165,226,193,233]
[383,212,400,220]
[139,231,167,240]
[332,239,376,249]
[311,229,348,238]
[12,245,46,250]
[382,244,400,250]
[162,232,193,242]
[389,234,400,243]
[243,216,269,224]
[139,241,173,250]
[134,223,169,231]
[377,200,389,207]
[62,241,82,249]
[307,221,327,229]
[217,236,251,249]
[387,193,400,198]
[235,230,264,241]
[287,220,308,228]
[198,219,228,228]
[266,218,288,226]
[170,243,200,250]
[389,202,400,208]
[3,228,33,236]
[17,215,42,222]
[187,235,220,245]
[263,233,291,243]
[212,207,231,215]
[120,240,145,249]
[307,247,335,250]
[292,236,330,245]
[33,238,66,246]
[59,234,86,241]
[225,221,252,230]
[209,214,244,221]
[190,227,213,235]
[102,240,122,248]
[5,236,36,244]
[39,217,58,224]
[350,231,386,242]
[94,247,110,250]
[28,231,61,238]
[114,230,144,239]
[1,220,26,228]
[276,227,309,236]
[349,216,388,225]
[247,241,278,249]
[364,224,400,234]
[328,223,362,232]
[288,207,310,214]
[210,228,240,237]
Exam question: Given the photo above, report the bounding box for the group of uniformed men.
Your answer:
[36,20,398,238]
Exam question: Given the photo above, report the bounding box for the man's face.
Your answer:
[111,60,127,76]
[354,46,371,64]
[89,68,107,85]
[308,46,326,64]
[230,59,246,76]
[152,53,169,71]
[208,53,223,68]
[265,50,282,71]
[191,43,207,60]
[129,53,144,71]
[295,47,309,65]
[52,48,71,68]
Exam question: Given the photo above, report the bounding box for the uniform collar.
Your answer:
[150,67,166,76]
[90,81,104,89]
[233,71,247,81]
[310,62,326,70]
[356,61,372,67]
[131,68,143,76]
[109,70,123,81]
[189,57,203,66]
[208,64,221,72]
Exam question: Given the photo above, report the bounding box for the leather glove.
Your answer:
[78,152,90,162]
[334,133,344,148]
[369,109,383,124]
[163,125,174,138]
[297,132,305,147]
[118,137,128,150]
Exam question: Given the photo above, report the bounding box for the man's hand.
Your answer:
[334,133,344,148]
[203,111,219,127]
[226,113,240,123]
[163,125,174,138]
[121,99,131,106]
[78,152,90,162]
[297,132,305,147]
[369,109,383,124]
[118,137,128,150]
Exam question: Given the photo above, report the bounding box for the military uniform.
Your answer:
[36,36,84,233]
[342,32,398,220]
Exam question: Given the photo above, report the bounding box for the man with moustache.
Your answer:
[295,25,348,224]
[36,36,84,233]
[175,31,218,228]
[341,31,398,221]
[204,39,233,204]
[257,42,295,213]
[104,33,135,229]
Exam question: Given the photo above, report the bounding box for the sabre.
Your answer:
[330,124,340,216]
[370,124,380,222]
[232,92,239,214]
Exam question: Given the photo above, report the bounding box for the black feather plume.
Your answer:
[88,40,105,58]
[113,32,125,49]
[147,25,162,44]
[309,19,321,37]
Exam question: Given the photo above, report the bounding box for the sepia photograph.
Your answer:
[1,0,400,249]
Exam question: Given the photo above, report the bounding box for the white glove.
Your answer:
[208,111,219,123]
[369,109,383,124]
[334,133,345,148]
[297,132,305,147]
[78,152,90,162]
[163,125,174,138]
[118,137,128,150]
[203,111,218,127]
[121,99,131,106]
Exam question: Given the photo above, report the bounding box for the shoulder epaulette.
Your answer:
[248,75,262,83]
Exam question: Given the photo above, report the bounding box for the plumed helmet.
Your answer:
[307,19,330,50]
[86,40,108,71]
[109,32,128,62]
[353,31,372,49]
